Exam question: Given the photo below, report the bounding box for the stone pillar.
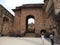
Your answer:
[13,15,20,36]
[20,15,26,36]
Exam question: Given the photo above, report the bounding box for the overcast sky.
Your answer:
[0,0,44,15]
[0,0,44,24]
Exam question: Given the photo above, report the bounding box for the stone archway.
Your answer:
[13,4,45,37]
[26,15,35,33]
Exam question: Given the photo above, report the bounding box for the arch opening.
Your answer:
[26,15,35,33]
[1,17,9,36]
[3,17,9,22]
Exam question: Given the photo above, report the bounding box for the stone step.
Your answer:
[25,33,35,37]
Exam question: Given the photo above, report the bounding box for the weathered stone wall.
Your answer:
[13,10,21,35]
[44,0,60,42]
[53,0,60,39]
[0,4,14,36]
[44,0,55,28]
[53,0,60,14]
[44,0,58,38]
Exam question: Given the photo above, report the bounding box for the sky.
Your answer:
[28,18,35,24]
[0,0,44,24]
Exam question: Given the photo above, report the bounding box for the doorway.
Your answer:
[26,15,35,33]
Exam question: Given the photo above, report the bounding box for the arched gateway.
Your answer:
[26,15,35,33]
[13,4,46,36]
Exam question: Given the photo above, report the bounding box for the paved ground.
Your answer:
[0,37,51,45]
[0,37,60,45]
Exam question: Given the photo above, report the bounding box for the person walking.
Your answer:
[49,32,54,45]
[41,32,45,45]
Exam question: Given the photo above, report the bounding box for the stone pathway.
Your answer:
[0,37,51,45]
